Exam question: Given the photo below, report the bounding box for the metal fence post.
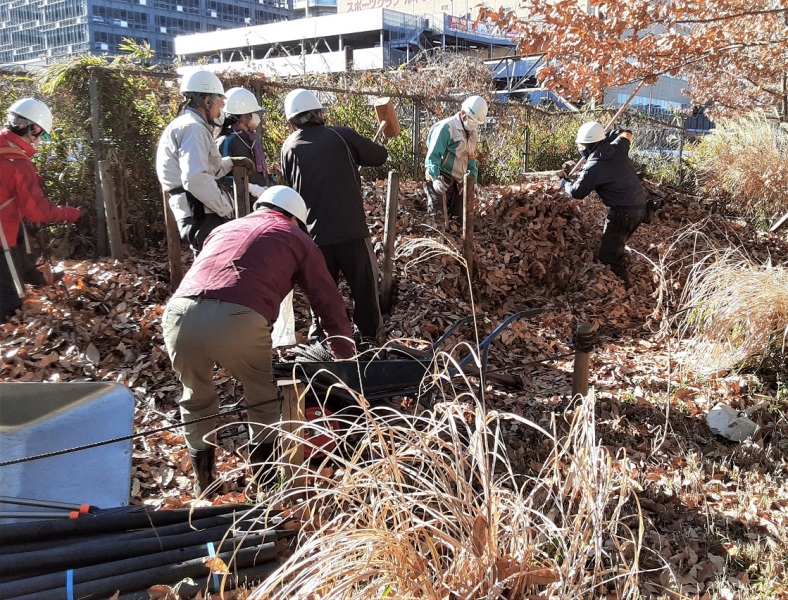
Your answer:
[411,98,421,180]
[89,70,108,256]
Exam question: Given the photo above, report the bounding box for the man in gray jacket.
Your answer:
[156,70,250,253]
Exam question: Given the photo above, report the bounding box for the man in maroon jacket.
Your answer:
[162,186,355,495]
[0,98,81,321]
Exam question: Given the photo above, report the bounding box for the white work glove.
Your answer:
[248,183,268,198]
[432,178,449,194]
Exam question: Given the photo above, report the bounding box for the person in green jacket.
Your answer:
[423,95,488,224]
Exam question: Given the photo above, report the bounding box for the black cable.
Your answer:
[0,397,281,468]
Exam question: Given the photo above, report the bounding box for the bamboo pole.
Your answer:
[380,170,399,313]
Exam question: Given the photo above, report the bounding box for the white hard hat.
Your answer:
[7,98,53,134]
[460,95,488,126]
[256,185,308,226]
[284,89,322,122]
[577,121,605,144]
[224,87,263,115]
[180,70,225,96]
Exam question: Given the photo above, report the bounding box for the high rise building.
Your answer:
[0,0,297,67]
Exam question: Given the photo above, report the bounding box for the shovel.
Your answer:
[371,97,400,144]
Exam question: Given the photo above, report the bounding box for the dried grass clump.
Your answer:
[246,378,644,599]
[690,111,788,222]
[676,250,788,372]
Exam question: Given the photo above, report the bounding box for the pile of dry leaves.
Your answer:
[3,176,788,597]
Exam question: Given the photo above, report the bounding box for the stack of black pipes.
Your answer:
[0,504,288,599]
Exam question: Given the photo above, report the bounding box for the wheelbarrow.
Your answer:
[272,309,542,457]
[273,308,541,459]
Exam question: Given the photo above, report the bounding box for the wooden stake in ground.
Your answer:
[98,161,123,260]
[162,190,183,290]
[462,173,475,279]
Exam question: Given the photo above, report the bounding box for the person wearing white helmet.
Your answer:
[423,95,487,224]
[217,87,271,198]
[162,185,354,496]
[0,98,81,322]
[280,88,388,347]
[156,70,254,253]
[557,121,648,288]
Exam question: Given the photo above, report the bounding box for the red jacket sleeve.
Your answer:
[12,159,73,224]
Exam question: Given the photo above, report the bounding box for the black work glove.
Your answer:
[230,157,256,171]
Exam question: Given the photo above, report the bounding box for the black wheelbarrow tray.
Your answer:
[273,309,542,410]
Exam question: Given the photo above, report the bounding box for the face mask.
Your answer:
[462,115,480,132]
[579,147,591,158]
[213,113,225,128]
[249,113,261,128]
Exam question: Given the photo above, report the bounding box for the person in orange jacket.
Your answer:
[0,98,81,322]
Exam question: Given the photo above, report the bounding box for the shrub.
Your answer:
[676,248,788,375]
[689,111,788,225]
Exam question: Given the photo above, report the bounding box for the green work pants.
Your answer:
[162,297,280,450]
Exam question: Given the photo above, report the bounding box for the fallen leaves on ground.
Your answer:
[3,177,788,597]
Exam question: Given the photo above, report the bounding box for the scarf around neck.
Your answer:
[232,123,268,176]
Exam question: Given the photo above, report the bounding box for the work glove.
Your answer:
[62,206,81,223]
[248,183,268,198]
[432,178,449,195]
[230,157,256,171]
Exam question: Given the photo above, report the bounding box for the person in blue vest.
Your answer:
[423,95,488,224]
[217,87,272,200]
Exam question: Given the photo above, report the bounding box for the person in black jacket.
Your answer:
[558,121,648,288]
[280,89,388,345]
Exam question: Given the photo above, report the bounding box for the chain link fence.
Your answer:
[0,65,694,255]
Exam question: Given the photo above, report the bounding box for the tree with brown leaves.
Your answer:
[480,0,788,119]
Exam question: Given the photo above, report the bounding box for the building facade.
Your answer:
[0,0,293,67]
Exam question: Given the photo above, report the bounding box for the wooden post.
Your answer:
[89,71,108,256]
[97,161,123,260]
[162,190,183,290]
[571,323,594,397]
[279,379,307,489]
[380,170,399,313]
[462,173,475,279]
[232,165,250,217]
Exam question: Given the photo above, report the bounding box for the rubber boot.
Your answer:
[249,442,278,488]
[609,264,632,289]
[250,442,275,465]
[188,447,215,496]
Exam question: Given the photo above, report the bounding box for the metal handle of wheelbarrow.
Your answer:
[455,308,544,373]
[422,315,477,358]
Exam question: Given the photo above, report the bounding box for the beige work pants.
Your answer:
[162,297,280,450]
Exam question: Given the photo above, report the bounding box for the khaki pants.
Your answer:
[162,297,280,450]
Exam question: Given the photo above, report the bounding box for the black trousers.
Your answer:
[423,178,463,223]
[309,237,383,342]
[598,204,648,279]
[1,228,47,322]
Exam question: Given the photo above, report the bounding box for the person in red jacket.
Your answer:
[0,98,81,322]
